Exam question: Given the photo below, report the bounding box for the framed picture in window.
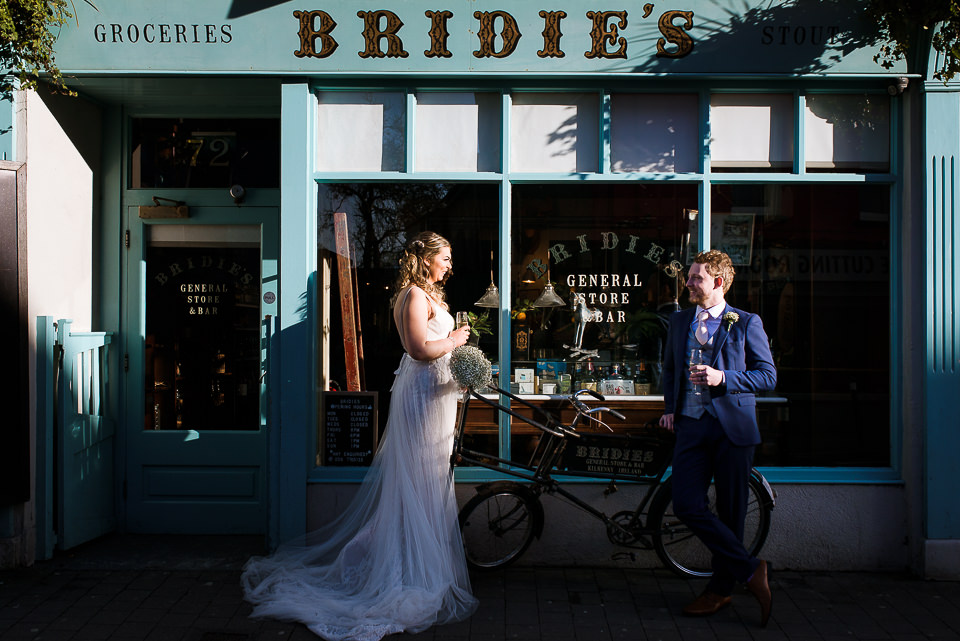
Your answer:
[711,213,756,266]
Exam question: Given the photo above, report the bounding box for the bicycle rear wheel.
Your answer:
[459,486,539,570]
[650,473,772,578]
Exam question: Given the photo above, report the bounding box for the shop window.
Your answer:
[510,93,599,173]
[130,118,280,189]
[414,93,501,172]
[508,184,697,459]
[804,94,890,172]
[316,183,500,465]
[611,94,699,173]
[316,92,405,172]
[711,183,890,467]
[710,94,793,171]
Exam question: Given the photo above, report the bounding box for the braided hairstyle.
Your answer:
[391,231,451,309]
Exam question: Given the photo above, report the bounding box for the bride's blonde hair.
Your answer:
[392,231,451,308]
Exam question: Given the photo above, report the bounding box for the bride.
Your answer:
[241,231,478,640]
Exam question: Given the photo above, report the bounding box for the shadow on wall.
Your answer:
[628,0,881,76]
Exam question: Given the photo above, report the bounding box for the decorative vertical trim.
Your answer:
[924,89,960,540]
[930,154,957,374]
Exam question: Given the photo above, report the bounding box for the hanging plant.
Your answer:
[867,0,960,82]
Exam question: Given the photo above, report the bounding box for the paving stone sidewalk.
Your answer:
[2,537,959,641]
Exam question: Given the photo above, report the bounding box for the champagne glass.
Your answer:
[689,348,704,396]
[456,312,470,328]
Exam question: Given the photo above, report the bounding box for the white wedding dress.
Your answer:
[241,288,477,641]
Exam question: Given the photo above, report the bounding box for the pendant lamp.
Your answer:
[532,264,565,308]
[474,250,500,308]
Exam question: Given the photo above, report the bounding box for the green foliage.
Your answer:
[0,0,75,100]
[466,311,494,339]
[867,0,960,82]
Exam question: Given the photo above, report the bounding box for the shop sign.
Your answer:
[153,254,257,317]
[54,0,898,77]
[527,231,684,324]
[292,7,694,60]
[562,432,672,478]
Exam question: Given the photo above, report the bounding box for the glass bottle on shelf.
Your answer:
[582,362,598,392]
[601,363,622,395]
[621,362,635,392]
[635,361,652,395]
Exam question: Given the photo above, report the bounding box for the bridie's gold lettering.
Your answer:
[473,10,522,58]
[294,10,338,58]
[289,6,696,62]
[538,10,566,58]
[424,10,453,58]
[657,10,694,57]
[358,10,408,58]
[584,10,627,59]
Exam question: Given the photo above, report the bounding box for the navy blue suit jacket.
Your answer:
[662,304,777,446]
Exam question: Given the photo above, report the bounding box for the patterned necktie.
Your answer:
[695,310,710,346]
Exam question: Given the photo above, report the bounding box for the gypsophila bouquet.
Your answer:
[450,345,492,390]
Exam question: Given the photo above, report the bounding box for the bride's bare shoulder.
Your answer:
[397,285,437,320]
[395,285,427,312]
[398,285,425,304]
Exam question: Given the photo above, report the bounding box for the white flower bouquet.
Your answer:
[450,345,492,390]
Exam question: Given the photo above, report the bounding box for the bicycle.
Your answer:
[450,386,775,578]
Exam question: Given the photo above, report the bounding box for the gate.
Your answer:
[36,317,116,559]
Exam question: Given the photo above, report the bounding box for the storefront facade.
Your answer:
[2,0,957,577]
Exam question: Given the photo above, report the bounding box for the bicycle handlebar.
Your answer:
[568,389,627,429]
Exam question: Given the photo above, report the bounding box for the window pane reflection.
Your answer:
[512,183,698,390]
[131,118,280,189]
[317,183,500,465]
[712,184,890,466]
[144,227,263,431]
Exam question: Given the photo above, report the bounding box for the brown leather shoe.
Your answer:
[746,559,772,627]
[682,591,732,617]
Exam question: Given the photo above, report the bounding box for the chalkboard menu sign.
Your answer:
[322,392,378,466]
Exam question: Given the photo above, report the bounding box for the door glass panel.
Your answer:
[144,225,262,431]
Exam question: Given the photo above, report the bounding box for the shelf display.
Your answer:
[144,244,262,431]
[505,359,662,397]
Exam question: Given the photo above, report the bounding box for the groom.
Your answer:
[659,250,777,627]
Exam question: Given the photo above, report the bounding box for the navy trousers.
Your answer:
[672,412,760,595]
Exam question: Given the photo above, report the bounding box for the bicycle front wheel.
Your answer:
[650,473,772,578]
[459,487,539,571]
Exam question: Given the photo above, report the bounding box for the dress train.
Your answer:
[241,303,477,641]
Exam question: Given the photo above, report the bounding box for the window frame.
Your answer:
[305,82,903,486]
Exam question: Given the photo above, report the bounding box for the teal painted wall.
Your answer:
[275,83,315,546]
[1,97,14,161]
[924,88,960,539]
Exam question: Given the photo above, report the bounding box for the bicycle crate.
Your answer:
[559,428,675,480]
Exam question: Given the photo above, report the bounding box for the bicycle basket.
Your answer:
[559,427,674,480]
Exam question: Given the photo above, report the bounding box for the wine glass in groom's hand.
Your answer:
[689,348,704,396]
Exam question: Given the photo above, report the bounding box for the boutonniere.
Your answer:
[723,311,740,331]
